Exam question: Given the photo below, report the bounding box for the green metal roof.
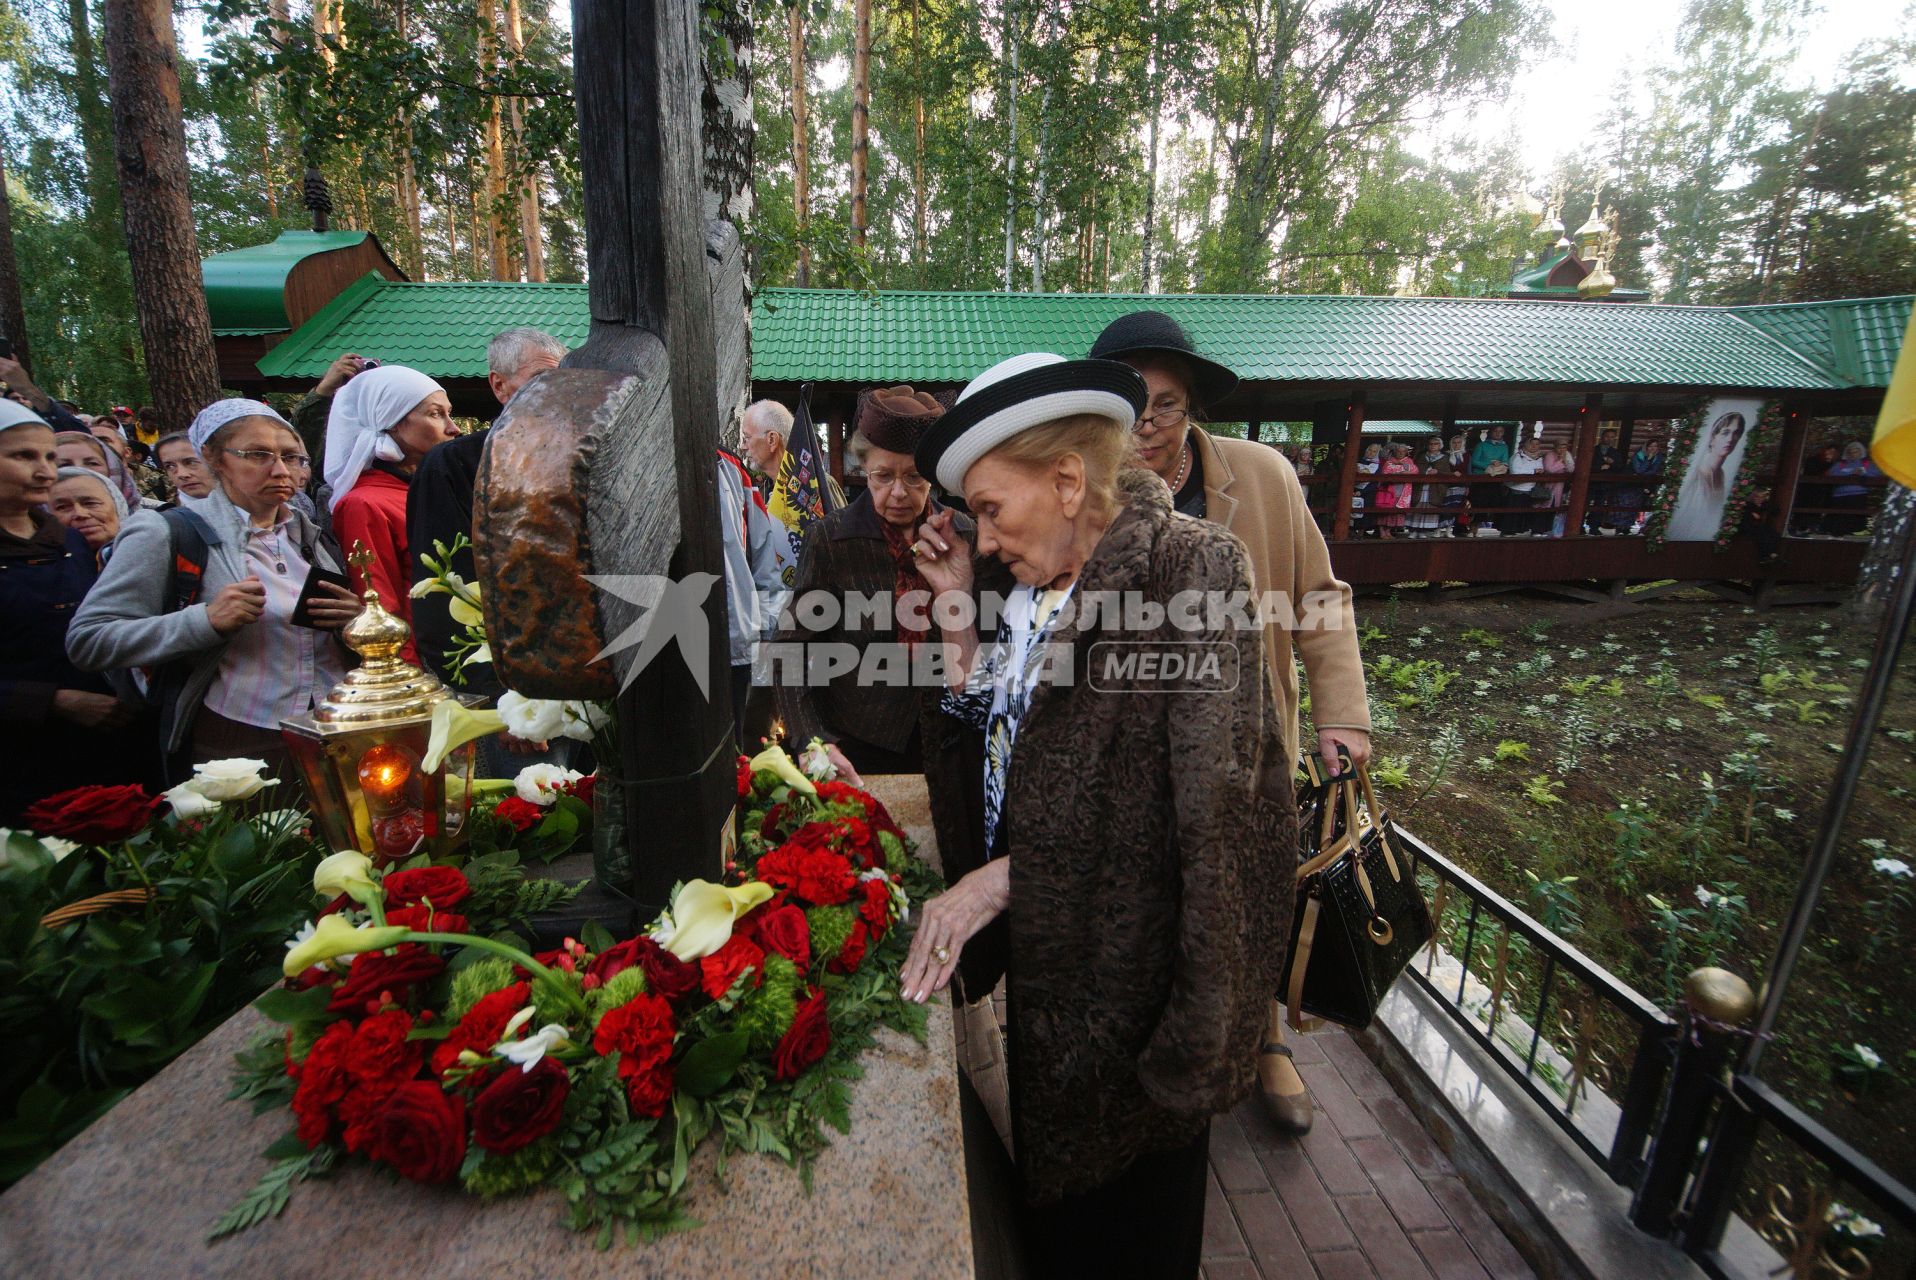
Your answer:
[203,230,383,335]
[241,278,1911,395]
[256,275,592,378]
[1731,297,1911,388]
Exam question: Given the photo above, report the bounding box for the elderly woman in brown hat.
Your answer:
[773,385,958,781]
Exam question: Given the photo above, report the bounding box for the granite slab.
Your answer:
[0,776,971,1280]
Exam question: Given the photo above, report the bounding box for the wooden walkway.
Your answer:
[1203,1026,1535,1280]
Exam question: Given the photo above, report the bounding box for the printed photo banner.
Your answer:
[1644,397,1780,551]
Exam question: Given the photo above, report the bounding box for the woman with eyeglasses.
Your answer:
[773,385,954,782]
[67,400,363,782]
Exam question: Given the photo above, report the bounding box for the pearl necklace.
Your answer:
[1168,440,1192,493]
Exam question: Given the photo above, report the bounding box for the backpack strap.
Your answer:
[160,507,218,612]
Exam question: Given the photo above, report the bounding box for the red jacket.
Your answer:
[332,468,418,665]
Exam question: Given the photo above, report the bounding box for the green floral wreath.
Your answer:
[1641,399,1779,552]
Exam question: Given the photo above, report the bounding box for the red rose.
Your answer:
[828,920,869,974]
[754,843,856,906]
[624,1061,675,1118]
[587,936,698,1003]
[382,866,471,909]
[338,1084,400,1155]
[344,1008,425,1089]
[431,982,530,1077]
[471,1058,570,1153]
[565,773,597,809]
[493,795,543,832]
[367,1081,466,1183]
[744,903,810,968]
[858,878,893,934]
[290,1020,355,1147]
[699,934,765,1000]
[592,992,676,1077]
[327,945,447,1015]
[758,802,789,841]
[384,904,470,935]
[22,784,160,844]
[736,755,755,798]
[772,990,831,1080]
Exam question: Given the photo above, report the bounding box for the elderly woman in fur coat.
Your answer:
[900,353,1296,1278]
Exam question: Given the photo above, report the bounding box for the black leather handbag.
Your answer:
[1282,762,1432,1031]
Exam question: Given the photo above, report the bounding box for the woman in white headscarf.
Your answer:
[323,364,457,664]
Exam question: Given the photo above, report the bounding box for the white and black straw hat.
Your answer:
[915,352,1146,493]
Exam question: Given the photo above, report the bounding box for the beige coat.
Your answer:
[1191,429,1371,767]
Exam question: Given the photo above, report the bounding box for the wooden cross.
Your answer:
[472,0,743,910]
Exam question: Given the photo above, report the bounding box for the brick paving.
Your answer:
[1202,1026,1535,1280]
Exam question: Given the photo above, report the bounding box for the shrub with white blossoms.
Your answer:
[1872,856,1912,880]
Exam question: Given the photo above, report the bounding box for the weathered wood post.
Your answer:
[474,0,742,910]
[1562,392,1603,537]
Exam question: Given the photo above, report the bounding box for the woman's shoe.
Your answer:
[1258,1040,1314,1134]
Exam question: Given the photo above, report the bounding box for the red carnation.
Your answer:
[587,936,698,1003]
[754,843,856,906]
[493,796,543,833]
[431,982,530,1077]
[772,990,831,1080]
[382,866,470,909]
[744,903,810,969]
[812,779,873,815]
[384,904,470,936]
[290,1020,355,1148]
[367,1081,466,1183]
[471,1058,570,1153]
[22,784,160,844]
[699,934,765,1000]
[828,920,869,975]
[624,1061,675,1118]
[326,945,447,1015]
[858,878,893,934]
[592,992,676,1077]
[344,1008,425,1089]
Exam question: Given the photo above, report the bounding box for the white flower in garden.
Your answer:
[1873,857,1912,879]
[285,919,318,954]
[1860,837,1889,853]
[497,691,569,743]
[1772,808,1796,822]
[161,780,221,819]
[1853,1043,1884,1069]
[186,757,277,801]
[514,763,584,806]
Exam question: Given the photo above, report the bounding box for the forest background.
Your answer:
[0,0,1911,410]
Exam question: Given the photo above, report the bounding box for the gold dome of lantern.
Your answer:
[312,545,454,727]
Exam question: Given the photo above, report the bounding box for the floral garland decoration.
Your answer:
[1711,401,1787,552]
[215,744,942,1245]
[1640,399,1706,552]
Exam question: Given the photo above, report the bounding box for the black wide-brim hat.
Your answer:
[916,353,1146,493]
[1086,310,1239,411]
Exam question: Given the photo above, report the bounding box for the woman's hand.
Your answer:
[901,858,1010,1003]
[303,580,364,631]
[1318,728,1372,776]
[207,578,267,634]
[51,689,136,731]
[911,509,972,596]
[824,743,864,787]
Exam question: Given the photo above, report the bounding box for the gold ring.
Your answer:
[909,541,925,558]
[932,944,951,963]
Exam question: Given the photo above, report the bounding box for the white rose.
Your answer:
[497,691,568,743]
[515,763,584,806]
[162,781,222,819]
[557,700,612,742]
[0,829,80,866]
[186,757,277,801]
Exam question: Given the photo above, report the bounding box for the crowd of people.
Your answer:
[5,311,1389,1276]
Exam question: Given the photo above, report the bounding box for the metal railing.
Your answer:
[1396,829,1678,1185]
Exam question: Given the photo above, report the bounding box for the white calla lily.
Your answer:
[747,744,816,796]
[662,878,776,961]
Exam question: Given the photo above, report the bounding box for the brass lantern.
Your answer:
[281,556,485,864]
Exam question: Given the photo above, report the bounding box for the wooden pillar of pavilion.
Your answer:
[1563,392,1603,537]
[1331,390,1366,541]
[1771,402,1810,532]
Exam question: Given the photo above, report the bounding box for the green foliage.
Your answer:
[464,1138,559,1199]
[590,967,650,1016]
[1369,756,1412,790]
[1523,871,1582,934]
[1522,774,1565,807]
[736,952,802,1051]
[207,1145,336,1240]
[448,957,518,1022]
[1494,739,1531,763]
[1460,628,1502,649]
[804,905,856,974]
[0,805,325,1187]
